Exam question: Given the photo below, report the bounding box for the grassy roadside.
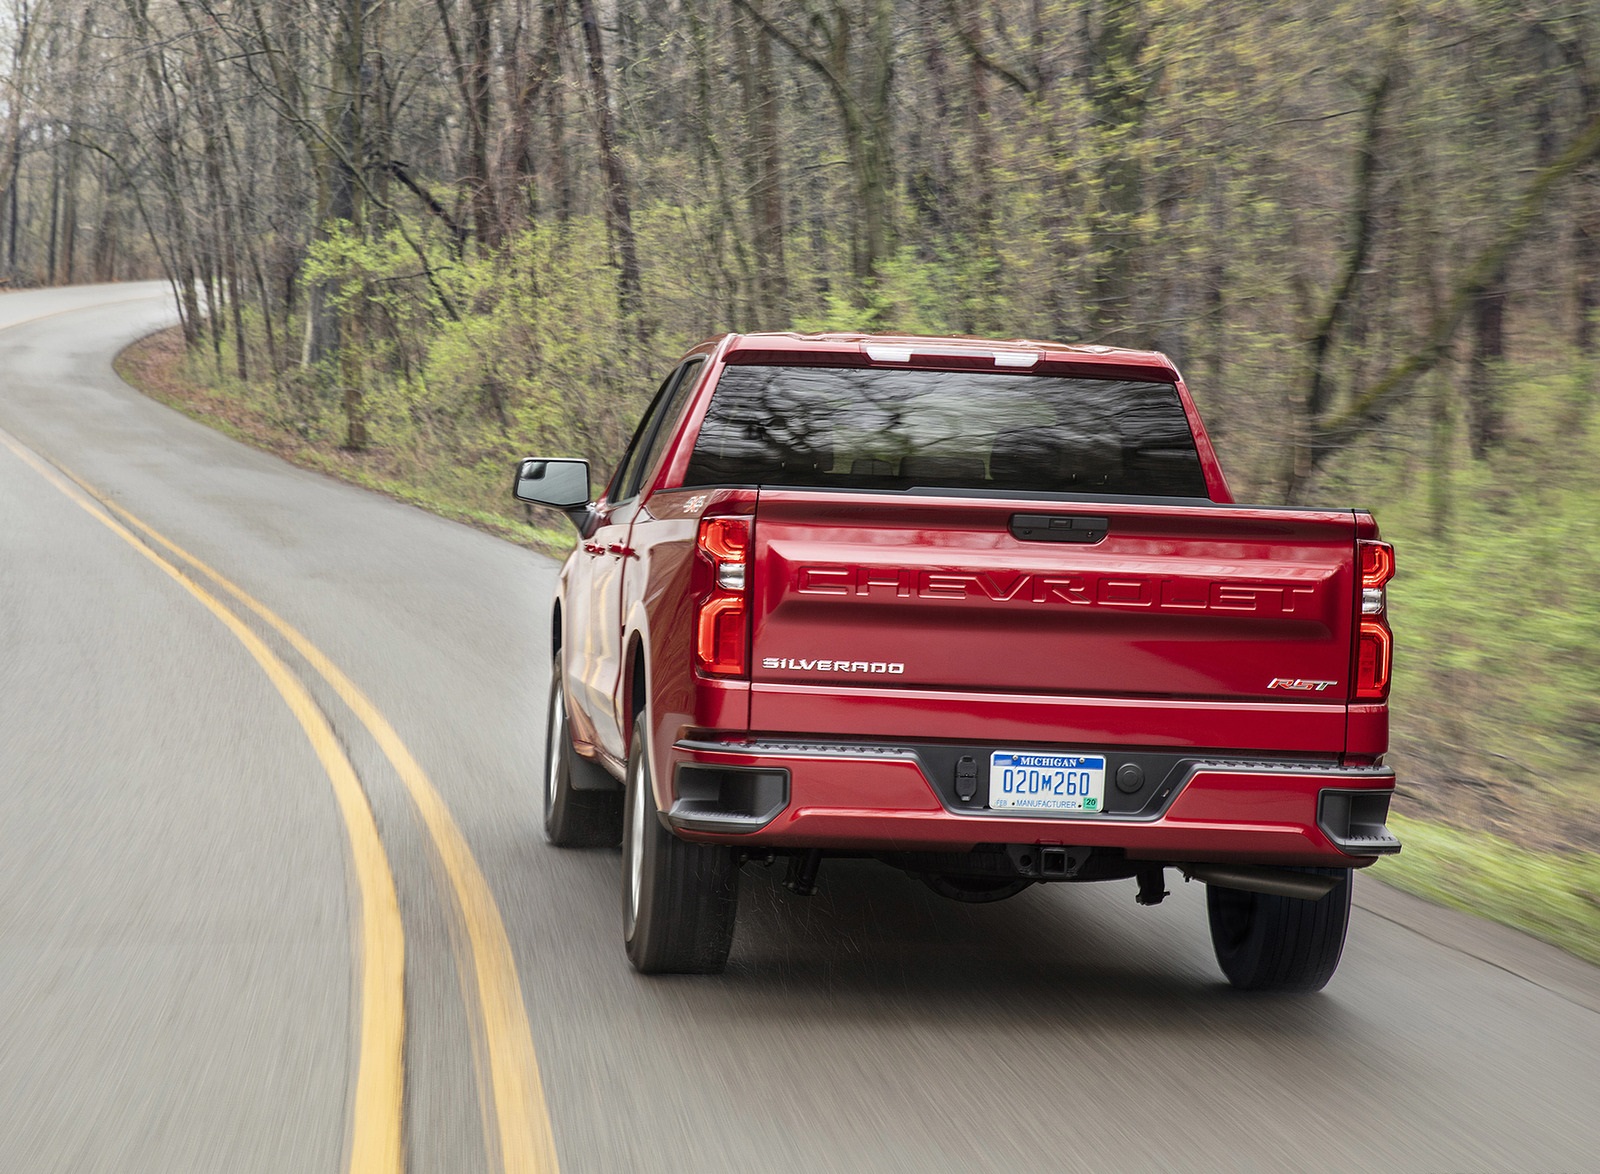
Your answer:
[114,328,571,557]
[117,328,1600,971]
[1373,815,1600,967]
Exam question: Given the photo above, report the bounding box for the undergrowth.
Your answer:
[1329,357,1600,852]
[1374,814,1600,968]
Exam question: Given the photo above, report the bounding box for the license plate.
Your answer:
[988,752,1106,813]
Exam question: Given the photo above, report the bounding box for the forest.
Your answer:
[4,0,1600,954]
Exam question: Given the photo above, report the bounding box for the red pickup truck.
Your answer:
[514,332,1398,990]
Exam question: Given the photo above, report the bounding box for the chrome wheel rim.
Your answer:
[627,753,647,931]
[545,687,564,821]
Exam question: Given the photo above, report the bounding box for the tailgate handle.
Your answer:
[1010,513,1109,543]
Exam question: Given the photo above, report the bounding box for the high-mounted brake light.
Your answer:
[695,516,751,676]
[862,343,1040,368]
[1354,541,1395,700]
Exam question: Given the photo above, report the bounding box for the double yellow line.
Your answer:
[1,398,558,1170]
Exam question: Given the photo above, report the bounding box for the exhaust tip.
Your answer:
[1182,864,1339,901]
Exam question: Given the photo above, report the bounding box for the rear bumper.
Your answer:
[664,738,1399,867]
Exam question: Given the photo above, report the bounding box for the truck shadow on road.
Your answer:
[623,858,1367,1045]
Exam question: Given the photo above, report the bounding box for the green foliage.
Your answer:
[1362,362,1600,808]
[791,247,971,336]
[299,216,661,488]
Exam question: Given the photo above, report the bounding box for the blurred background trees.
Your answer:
[0,0,1593,491]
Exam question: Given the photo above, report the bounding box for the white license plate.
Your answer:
[988,752,1106,813]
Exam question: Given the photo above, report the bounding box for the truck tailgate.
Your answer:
[749,491,1358,752]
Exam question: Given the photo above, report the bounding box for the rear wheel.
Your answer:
[1206,867,1352,992]
[621,716,737,973]
[542,662,621,847]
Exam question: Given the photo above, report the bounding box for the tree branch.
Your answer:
[731,0,856,117]
[1312,108,1600,459]
[1304,58,1396,423]
[944,0,1035,96]
[386,159,469,248]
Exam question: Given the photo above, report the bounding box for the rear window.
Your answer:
[682,365,1209,497]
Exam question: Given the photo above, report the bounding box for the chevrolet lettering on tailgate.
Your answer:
[795,564,1326,614]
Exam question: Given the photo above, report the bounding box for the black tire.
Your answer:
[621,716,737,973]
[1206,867,1353,993]
[542,661,622,847]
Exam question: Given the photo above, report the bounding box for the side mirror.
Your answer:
[513,457,592,529]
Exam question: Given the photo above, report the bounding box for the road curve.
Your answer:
[1,283,1597,1173]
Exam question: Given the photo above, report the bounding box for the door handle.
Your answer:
[1010,514,1109,543]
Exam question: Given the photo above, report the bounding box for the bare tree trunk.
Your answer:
[4,169,14,277]
[543,0,572,222]
[46,132,61,282]
[332,0,369,447]
[91,159,121,281]
[734,3,786,326]
[0,0,35,283]
[502,0,550,228]
[467,0,498,247]
[177,1,238,372]
[58,6,96,284]
[1464,263,1507,459]
[860,0,895,281]
[1200,170,1228,418]
[123,0,203,344]
[1085,0,1155,342]
[303,0,366,377]
[689,0,746,325]
[1428,367,1454,540]
[434,0,500,248]
[910,2,953,250]
[953,0,1061,330]
[576,0,644,325]
[1578,188,1599,353]
[1285,55,1396,496]
[735,0,895,283]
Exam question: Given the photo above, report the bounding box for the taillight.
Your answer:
[1355,621,1392,698]
[695,516,750,676]
[1355,541,1395,700]
[1361,542,1395,591]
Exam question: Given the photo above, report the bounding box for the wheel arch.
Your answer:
[625,631,648,748]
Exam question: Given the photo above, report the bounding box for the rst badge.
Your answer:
[1267,678,1338,692]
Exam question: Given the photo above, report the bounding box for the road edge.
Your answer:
[1357,876,1600,1014]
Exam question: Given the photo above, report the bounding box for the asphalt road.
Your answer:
[2,283,1598,1174]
